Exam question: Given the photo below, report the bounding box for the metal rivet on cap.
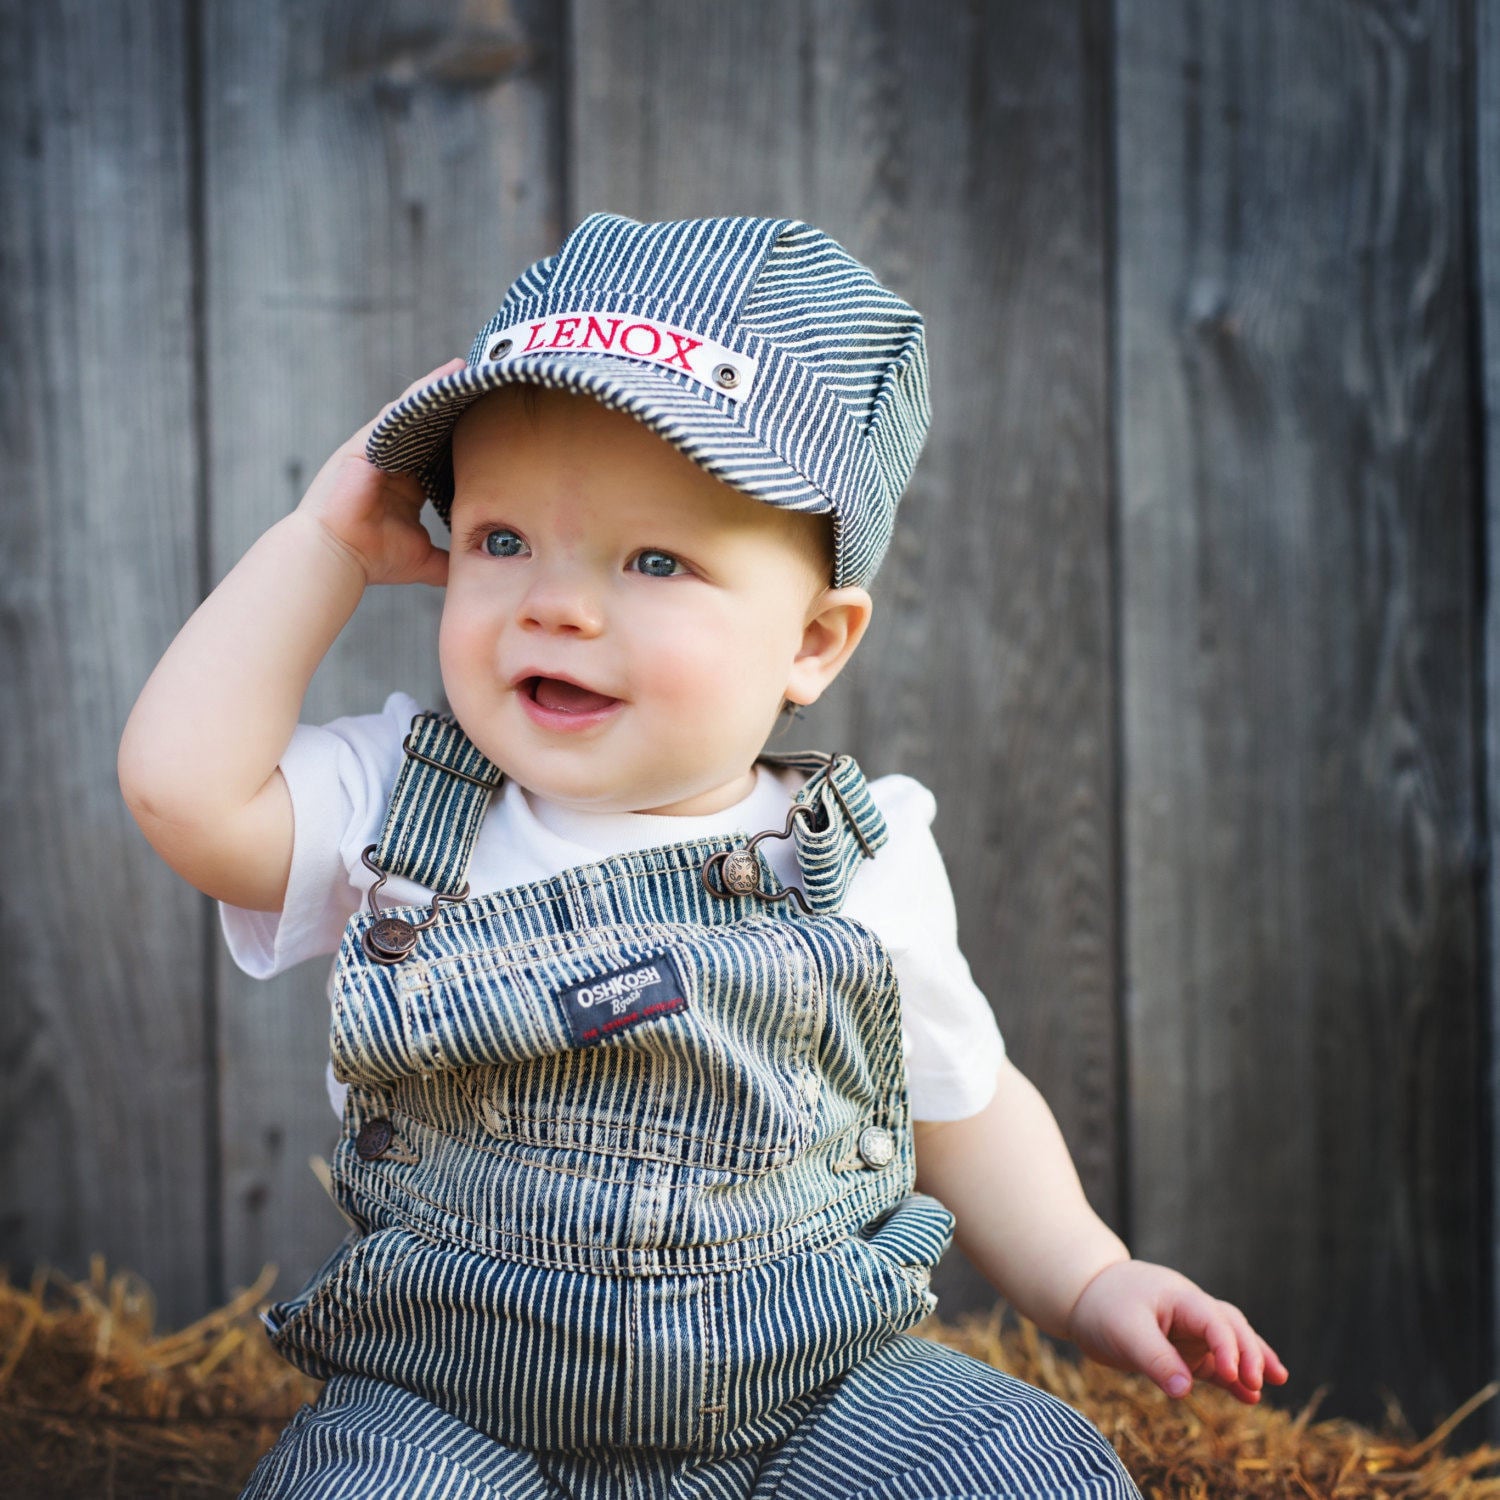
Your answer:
[857,1125,896,1169]
[363,916,418,965]
[720,848,760,894]
[713,363,740,389]
[488,337,513,360]
[355,1118,395,1161]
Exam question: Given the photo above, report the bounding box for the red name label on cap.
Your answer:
[479,311,758,402]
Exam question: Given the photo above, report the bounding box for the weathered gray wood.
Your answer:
[1117,0,1481,1426]
[570,0,1119,1319]
[1480,0,1500,1446]
[0,1,214,1323]
[4,0,1491,1439]
[204,0,567,1302]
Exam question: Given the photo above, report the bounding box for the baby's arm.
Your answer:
[913,1056,1289,1403]
[117,359,463,911]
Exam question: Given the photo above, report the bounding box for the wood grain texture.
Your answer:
[0,0,214,1323]
[2,0,1489,1430]
[1480,0,1500,1445]
[203,0,566,1301]
[1116,0,1481,1426]
[570,0,1119,1318]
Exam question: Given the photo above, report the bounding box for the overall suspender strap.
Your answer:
[369,716,885,915]
[758,750,888,915]
[371,712,504,896]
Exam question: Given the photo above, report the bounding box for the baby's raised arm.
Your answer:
[117,359,463,912]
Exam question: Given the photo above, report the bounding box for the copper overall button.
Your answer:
[857,1125,895,1168]
[355,1118,394,1160]
[363,916,418,964]
[720,848,760,894]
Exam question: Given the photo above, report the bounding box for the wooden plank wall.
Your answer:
[0,0,1487,1434]
[568,0,1121,1326]
[2,0,216,1320]
[1117,0,1481,1431]
[1483,0,1500,1446]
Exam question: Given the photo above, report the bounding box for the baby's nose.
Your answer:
[517,571,604,636]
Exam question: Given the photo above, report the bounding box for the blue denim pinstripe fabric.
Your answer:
[244,716,1140,1497]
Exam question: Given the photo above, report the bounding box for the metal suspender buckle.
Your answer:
[399,732,502,788]
[358,844,470,966]
[699,752,873,915]
[701,803,821,915]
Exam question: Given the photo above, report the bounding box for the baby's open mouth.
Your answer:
[523,676,620,714]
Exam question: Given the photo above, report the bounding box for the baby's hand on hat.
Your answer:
[294,358,466,589]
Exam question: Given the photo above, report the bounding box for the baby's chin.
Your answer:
[509,760,759,818]
[441,703,761,816]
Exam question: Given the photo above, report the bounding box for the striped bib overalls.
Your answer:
[244,714,1141,1499]
[265,715,951,1454]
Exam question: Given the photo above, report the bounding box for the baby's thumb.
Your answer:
[1117,1310,1195,1398]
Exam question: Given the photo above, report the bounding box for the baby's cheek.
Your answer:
[439,588,498,654]
[632,635,724,708]
[437,609,499,701]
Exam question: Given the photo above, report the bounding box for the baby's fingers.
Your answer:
[1217,1307,1291,1394]
[1188,1304,1288,1405]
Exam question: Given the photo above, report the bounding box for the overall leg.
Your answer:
[243,1382,784,1500]
[543,1447,764,1500]
[239,1375,571,1500]
[750,1336,1141,1500]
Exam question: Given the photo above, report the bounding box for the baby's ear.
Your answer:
[784,587,873,707]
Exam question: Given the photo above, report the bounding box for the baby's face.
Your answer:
[441,386,844,815]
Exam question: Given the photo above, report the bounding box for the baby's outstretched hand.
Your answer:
[295,357,467,589]
[1064,1260,1289,1405]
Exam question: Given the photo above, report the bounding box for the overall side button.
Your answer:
[857,1125,895,1169]
[355,1118,394,1160]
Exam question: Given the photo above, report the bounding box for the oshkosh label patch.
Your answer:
[556,952,688,1046]
[479,311,758,403]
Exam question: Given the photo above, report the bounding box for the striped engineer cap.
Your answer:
[364,213,931,588]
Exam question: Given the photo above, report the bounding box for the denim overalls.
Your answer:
[242,714,1141,1500]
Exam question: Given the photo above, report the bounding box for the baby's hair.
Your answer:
[790,511,836,594]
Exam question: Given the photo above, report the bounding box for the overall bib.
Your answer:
[243,715,1141,1500]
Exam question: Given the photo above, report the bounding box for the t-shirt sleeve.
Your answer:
[851,774,1006,1123]
[217,690,423,979]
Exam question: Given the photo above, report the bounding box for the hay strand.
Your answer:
[1,1261,318,1499]
[929,1305,1500,1498]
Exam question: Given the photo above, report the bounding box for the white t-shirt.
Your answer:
[218,691,1005,1122]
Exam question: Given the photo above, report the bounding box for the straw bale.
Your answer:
[2,1263,1498,1498]
[934,1306,1500,1499]
[1,1259,317,1499]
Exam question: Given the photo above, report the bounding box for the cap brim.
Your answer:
[364,353,834,525]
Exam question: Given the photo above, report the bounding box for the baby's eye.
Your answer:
[631,549,688,578]
[480,528,527,558]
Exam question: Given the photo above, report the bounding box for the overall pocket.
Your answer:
[836,1192,955,1329]
[263,1225,420,1371]
[393,920,825,1174]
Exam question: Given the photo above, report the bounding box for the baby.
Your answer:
[119,214,1285,1500]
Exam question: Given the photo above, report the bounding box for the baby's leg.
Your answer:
[239,1374,568,1500]
[751,1335,1141,1500]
